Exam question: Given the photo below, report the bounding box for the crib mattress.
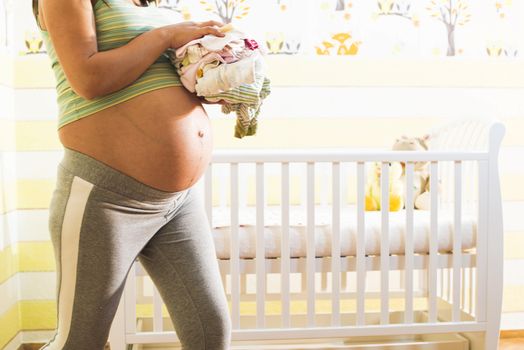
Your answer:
[210,206,477,259]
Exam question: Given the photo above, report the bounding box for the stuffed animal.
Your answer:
[365,161,405,211]
[392,134,431,210]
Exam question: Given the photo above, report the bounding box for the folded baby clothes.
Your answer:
[194,52,259,96]
[178,52,226,93]
[166,25,271,139]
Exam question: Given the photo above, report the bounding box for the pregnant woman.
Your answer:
[32,0,231,349]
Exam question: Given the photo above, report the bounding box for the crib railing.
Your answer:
[208,152,485,326]
[109,120,505,350]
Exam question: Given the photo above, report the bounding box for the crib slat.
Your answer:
[242,274,247,294]
[307,162,316,327]
[230,163,240,328]
[341,271,348,291]
[405,162,415,324]
[125,261,137,333]
[356,162,366,326]
[256,163,265,328]
[205,166,212,226]
[476,160,488,321]
[331,162,341,326]
[380,162,390,325]
[340,164,349,211]
[461,267,466,311]
[447,268,451,302]
[239,164,247,209]
[440,268,444,298]
[281,162,291,328]
[153,285,163,332]
[321,272,328,291]
[420,249,428,295]
[468,267,473,314]
[321,163,329,210]
[453,161,462,321]
[429,162,439,323]
[219,167,227,208]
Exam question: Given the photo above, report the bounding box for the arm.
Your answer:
[41,0,224,100]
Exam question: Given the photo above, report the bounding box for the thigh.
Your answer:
[43,167,166,350]
[138,187,231,349]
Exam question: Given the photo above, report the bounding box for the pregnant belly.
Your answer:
[58,86,213,192]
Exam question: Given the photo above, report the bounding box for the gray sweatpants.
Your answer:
[41,148,231,350]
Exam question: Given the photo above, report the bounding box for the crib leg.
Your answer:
[483,279,503,350]
[109,294,126,350]
[484,328,501,350]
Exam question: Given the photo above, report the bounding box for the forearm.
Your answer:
[82,27,171,99]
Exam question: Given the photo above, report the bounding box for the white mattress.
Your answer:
[210,206,477,259]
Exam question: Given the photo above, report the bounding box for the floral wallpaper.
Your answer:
[0,0,521,58]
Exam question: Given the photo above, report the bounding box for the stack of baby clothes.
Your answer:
[166,24,271,138]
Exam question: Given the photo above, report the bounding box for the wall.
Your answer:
[0,0,523,348]
[0,58,21,349]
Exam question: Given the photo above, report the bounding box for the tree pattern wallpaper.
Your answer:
[0,0,521,58]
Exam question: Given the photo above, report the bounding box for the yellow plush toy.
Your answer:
[365,161,405,211]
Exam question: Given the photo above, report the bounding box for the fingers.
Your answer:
[196,20,226,36]
[199,25,225,37]
[197,20,224,28]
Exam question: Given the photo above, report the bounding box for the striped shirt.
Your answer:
[39,0,183,129]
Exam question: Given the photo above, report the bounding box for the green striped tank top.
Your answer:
[39,0,183,129]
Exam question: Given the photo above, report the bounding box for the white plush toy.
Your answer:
[392,134,432,210]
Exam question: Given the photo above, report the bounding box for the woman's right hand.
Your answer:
[163,20,226,50]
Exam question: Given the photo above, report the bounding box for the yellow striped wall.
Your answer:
[1,50,524,349]
[0,58,20,349]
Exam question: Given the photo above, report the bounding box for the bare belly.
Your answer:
[59,86,213,192]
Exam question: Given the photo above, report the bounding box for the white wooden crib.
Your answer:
[109,119,505,349]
